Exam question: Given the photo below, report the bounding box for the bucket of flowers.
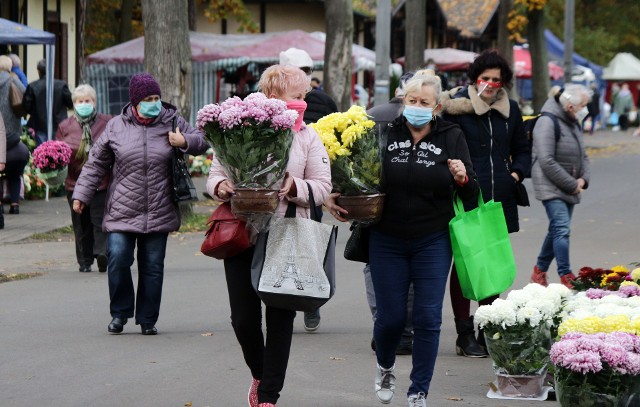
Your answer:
[572,265,639,292]
[551,331,640,407]
[475,283,572,398]
[32,140,72,187]
[310,105,384,223]
[197,93,296,217]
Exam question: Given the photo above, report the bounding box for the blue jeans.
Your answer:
[537,199,574,276]
[107,232,168,325]
[369,229,452,396]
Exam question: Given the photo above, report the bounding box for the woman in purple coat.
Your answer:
[72,73,209,335]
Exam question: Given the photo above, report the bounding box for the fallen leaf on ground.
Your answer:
[201,332,214,336]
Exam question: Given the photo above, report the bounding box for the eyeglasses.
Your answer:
[300,67,313,75]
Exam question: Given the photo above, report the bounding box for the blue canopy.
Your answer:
[545,29,603,78]
[0,17,55,45]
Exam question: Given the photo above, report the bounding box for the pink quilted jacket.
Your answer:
[206,124,332,218]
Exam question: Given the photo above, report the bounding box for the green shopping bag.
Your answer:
[449,192,516,301]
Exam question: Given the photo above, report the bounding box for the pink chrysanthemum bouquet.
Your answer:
[551,332,640,406]
[197,93,297,189]
[32,140,72,173]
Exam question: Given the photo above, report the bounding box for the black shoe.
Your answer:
[108,317,127,334]
[0,206,4,230]
[303,309,321,332]
[140,324,157,335]
[9,205,19,214]
[395,341,413,355]
[79,265,92,273]
[97,254,108,273]
[454,317,488,358]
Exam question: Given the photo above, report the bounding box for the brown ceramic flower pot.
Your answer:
[336,194,385,222]
[230,188,279,215]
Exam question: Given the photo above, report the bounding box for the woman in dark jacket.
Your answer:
[56,84,111,273]
[441,50,530,358]
[327,73,479,407]
[72,73,209,335]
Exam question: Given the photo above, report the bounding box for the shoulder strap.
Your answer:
[539,112,561,142]
[284,183,321,222]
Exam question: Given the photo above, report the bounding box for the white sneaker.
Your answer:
[374,364,396,404]
[407,392,427,407]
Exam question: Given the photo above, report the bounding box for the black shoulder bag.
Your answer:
[171,117,198,202]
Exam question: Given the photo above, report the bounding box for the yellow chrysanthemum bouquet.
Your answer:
[310,105,384,222]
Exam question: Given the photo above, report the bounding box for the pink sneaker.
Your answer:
[248,378,260,407]
[530,265,548,287]
[560,272,577,289]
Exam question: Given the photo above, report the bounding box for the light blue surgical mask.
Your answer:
[138,100,162,118]
[403,105,433,128]
[74,103,94,118]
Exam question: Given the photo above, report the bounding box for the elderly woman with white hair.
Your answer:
[530,84,591,289]
[56,84,112,273]
[0,54,28,219]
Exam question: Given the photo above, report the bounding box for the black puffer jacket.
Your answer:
[303,89,338,124]
[374,116,479,238]
[441,85,530,233]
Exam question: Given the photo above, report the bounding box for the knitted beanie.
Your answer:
[129,73,162,107]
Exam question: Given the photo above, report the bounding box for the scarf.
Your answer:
[74,110,98,164]
[131,104,155,126]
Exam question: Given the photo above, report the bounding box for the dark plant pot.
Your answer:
[230,188,279,215]
[336,194,385,222]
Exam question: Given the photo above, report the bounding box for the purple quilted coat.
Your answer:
[72,102,209,233]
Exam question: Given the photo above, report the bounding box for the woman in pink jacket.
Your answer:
[206,65,331,407]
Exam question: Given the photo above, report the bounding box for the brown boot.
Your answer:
[530,265,548,287]
[560,272,577,289]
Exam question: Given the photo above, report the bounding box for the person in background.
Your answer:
[310,77,322,90]
[583,83,600,134]
[613,83,635,131]
[279,47,337,332]
[440,50,529,358]
[23,59,73,145]
[8,54,28,88]
[207,64,331,407]
[0,55,28,216]
[363,70,416,355]
[530,84,591,289]
[72,73,208,335]
[56,84,112,273]
[326,73,479,407]
[279,47,338,125]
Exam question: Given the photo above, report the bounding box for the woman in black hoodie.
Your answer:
[327,72,478,407]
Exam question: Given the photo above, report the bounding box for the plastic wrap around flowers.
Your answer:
[310,105,381,195]
[32,140,72,173]
[196,93,296,189]
[551,332,640,406]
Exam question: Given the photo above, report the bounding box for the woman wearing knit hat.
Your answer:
[72,72,209,335]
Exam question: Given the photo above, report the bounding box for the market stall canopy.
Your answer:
[395,48,478,72]
[545,29,602,78]
[0,17,55,44]
[514,46,564,80]
[87,30,375,72]
[602,53,640,80]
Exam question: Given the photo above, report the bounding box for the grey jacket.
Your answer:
[0,71,25,141]
[531,97,590,204]
[73,102,209,233]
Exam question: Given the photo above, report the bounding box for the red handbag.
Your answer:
[200,202,251,259]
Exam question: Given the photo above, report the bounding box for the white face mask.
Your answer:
[575,106,589,123]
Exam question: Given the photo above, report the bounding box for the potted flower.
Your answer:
[310,105,384,222]
[31,140,72,187]
[551,331,640,407]
[197,93,297,215]
[475,283,572,398]
[572,265,638,292]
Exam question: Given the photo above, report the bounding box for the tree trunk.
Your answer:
[77,0,87,84]
[497,0,518,99]
[324,0,353,111]
[188,0,196,31]
[527,9,549,113]
[141,0,192,120]
[119,0,134,43]
[404,0,426,72]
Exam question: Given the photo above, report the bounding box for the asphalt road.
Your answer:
[1,146,639,407]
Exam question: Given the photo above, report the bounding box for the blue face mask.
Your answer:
[138,100,162,118]
[75,103,94,118]
[403,105,434,128]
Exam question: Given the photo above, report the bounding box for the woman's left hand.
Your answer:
[278,172,297,199]
[447,159,467,184]
[169,126,187,148]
